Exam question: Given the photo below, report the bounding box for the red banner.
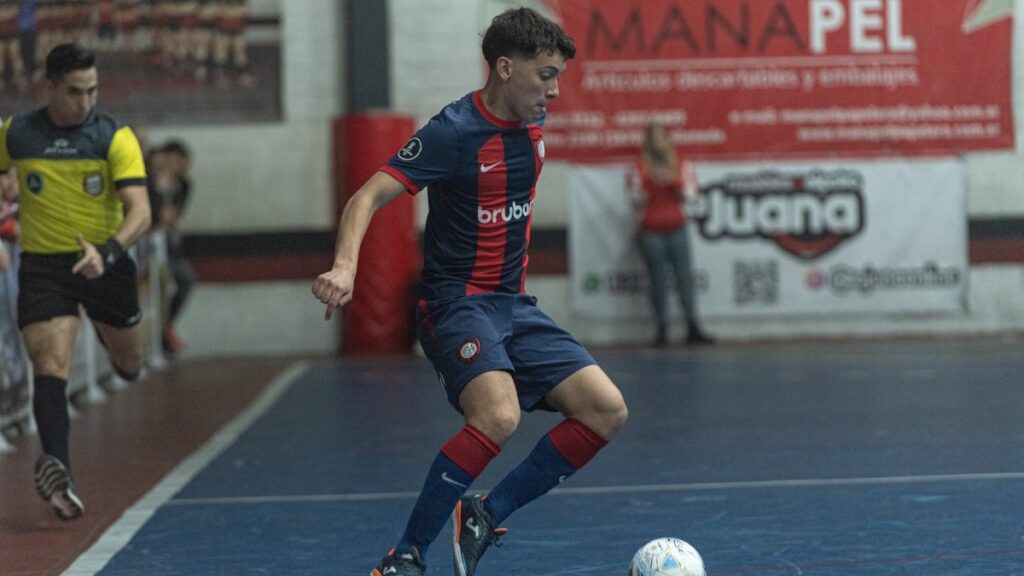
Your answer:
[544,0,1015,160]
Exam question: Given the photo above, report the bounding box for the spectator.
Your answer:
[1,0,28,94]
[16,0,37,85]
[629,123,714,346]
[0,168,19,271]
[147,139,195,356]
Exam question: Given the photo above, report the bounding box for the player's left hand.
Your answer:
[72,234,106,279]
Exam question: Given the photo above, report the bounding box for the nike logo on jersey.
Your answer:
[441,472,468,489]
[466,517,483,539]
[480,161,503,173]
[384,567,398,575]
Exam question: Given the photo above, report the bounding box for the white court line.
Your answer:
[61,361,310,576]
[163,471,1024,507]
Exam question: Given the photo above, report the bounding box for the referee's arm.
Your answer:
[112,183,152,249]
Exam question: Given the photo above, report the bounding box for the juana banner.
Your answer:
[544,0,1015,159]
[569,158,967,318]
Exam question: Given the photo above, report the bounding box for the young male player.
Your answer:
[312,8,628,576]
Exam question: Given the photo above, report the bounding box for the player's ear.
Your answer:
[496,56,513,81]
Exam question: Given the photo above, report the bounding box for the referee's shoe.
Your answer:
[452,495,508,576]
[34,455,84,521]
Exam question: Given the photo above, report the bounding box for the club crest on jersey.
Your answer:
[397,137,422,161]
[83,173,104,196]
[457,338,481,364]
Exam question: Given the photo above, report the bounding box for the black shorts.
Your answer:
[17,252,142,330]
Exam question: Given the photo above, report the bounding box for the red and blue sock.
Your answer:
[484,418,607,525]
[396,424,499,558]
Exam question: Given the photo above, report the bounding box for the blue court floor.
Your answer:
[73,336,1024,575]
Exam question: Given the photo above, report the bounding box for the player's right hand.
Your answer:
[312,264,355,321]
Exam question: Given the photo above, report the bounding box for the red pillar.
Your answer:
[332,114,420,355]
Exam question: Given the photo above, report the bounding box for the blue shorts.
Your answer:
[416,294,596,413]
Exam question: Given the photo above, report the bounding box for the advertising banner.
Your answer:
[569,158,967,318]
[545,0,1015,159]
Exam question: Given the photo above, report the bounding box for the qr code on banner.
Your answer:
[734,260,779,305]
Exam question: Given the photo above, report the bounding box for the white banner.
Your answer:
[569,159,967,319]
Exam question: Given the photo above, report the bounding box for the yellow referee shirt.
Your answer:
[0,107,147,254]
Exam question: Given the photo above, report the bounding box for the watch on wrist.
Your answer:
[97,238,126,266]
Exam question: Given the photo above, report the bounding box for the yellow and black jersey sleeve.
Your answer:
[108,126,148,188]
[5,108,148,254]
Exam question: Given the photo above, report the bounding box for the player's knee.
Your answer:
[31,358,71,380]
[582,397,628,440]
[469,406,521,446]
[597,398,628,438]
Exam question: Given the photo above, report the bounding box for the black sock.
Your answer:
[32,375,71,469]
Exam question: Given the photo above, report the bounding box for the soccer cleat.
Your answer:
[34,455,84,521]
[369,547,426,576]
[452,495,508,576]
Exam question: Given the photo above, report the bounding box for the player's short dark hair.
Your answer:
[482,7,576,69]
[46,44,96,82]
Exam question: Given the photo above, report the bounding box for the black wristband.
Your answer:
[97,238,126,267]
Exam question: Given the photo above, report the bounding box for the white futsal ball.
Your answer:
[628,537,706,576]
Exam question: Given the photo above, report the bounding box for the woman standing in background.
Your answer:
[630,123,714,346]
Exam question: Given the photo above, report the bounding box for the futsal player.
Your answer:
[0,43,151,520]
[312,8,628,576]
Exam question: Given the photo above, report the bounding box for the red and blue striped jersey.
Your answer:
[381,91,545,301]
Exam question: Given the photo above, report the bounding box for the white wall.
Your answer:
[158,0,343,358]
[148,0,341,233]
[967,0,1024,216]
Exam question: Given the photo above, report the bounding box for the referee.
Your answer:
[0,43,150,521]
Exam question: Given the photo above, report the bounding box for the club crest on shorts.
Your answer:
[457,338,481,364]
